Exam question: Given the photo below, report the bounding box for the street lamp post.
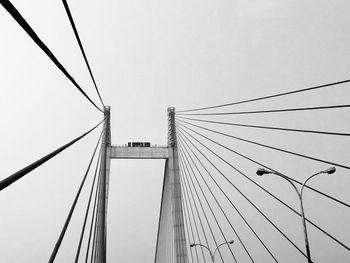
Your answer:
[190,240,234,263]
[256,167,336,263]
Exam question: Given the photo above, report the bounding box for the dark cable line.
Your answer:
[0,0,103,113]
[91,164,105,263]
[177,119,350,171]
[181,184,197,263]
[180,152,227,263]
[177,129,278,262]
[75,142,103,263]
[62,0,105,108]
[176,104,350,116]
[179,158,210,263]
[177,123,350,252]
[85,163,101,263]
[180,168,201,263]
[180,150,241,262]
[176,124,308,259]
[93,156,105,263]
[49,129,103,263]
[180,162,207,263]
[176,120,350,210]
[179,139,255,263]
[179,149,237,263]
[177,116,350,137]
[176,78,350,113]
[180,186,199,263]
[90,191,99,263]
[0,119,104,192]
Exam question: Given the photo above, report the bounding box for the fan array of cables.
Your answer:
[0,0,108,261]
[175,81,350,262]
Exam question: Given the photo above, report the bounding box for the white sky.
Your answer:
[0,0,350,262]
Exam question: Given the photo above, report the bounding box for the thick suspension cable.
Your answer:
[48,129,103,262]
[176,120,350,209]
[176,79,350,113]
[177,123,350,252]
[75,144,103,263]
[177,119,350,171]
[177,104,350,116]
[179,150,237,263]
[177,116,350,137]
[0,0,103,113]
[179,144,254,262]
[177,124,308,259]
[0,119,104,192]
[62,0,105,108]
[177,128,278,262]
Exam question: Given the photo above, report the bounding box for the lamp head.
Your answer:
[324,167,336,174]
[228,240,234,244]
[190,244,196,248]
[256,168,270,176]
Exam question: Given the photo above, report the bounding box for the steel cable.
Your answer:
[62,0,105,108]
[179,139,255,262]
[180,168,201,263]
[48,129,103,262]
[177,119,350,171]
[177,104,350,116]
[0,0,103,113]
[179,158,211,263]
[176,79,350,113]
[180,144,252,262]
[177,116,350,137]
[0,119,104,192]
[179,149,237,263]
[177,127,279,262]
[85,163,101,263]
[176,120,350,210]
[75,143,103,263]
[177,122,350,252]
[176,123,308,259]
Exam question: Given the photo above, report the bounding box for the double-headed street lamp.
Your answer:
[190,240,234,263]
[256,167,336,263]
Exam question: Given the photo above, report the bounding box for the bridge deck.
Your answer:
[110,146,169,159]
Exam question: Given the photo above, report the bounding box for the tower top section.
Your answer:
[167,107,176,147]
[104,106,111,146]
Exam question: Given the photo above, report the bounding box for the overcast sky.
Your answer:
[0,0,350,262]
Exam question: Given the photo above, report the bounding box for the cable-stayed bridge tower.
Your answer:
[94,106,188,263]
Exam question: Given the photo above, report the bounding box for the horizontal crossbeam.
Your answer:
[110,146,169,159]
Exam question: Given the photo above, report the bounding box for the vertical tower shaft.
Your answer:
[167,107,188,263]
[94,106,111,263]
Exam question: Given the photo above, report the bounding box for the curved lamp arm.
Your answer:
[300,167,336,196]
[190,243,213,260]
[212,240,234,260]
